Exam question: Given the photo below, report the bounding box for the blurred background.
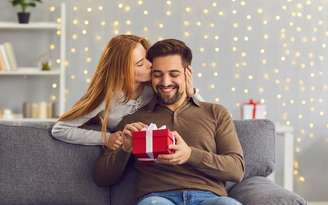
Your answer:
[0,0,327,203]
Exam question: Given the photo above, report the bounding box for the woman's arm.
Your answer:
[51,104,105,145]
[51,121,104,145]
[51,86,154,146]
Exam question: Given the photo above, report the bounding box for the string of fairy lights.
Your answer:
[46,0,328,188]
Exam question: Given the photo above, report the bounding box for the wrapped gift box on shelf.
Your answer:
[132,123,175,161]
[241,99,267,120]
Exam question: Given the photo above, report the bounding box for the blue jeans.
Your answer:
[137,190,242,205]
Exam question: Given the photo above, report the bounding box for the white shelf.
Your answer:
[270,122,294,192]
[0,22,58,30]
[0,118,57,122]
[0,3,66,116]
[0,68,60,76]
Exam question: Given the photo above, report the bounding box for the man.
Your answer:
[94,39,245,205]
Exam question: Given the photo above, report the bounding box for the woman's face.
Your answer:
[132,43,152,83]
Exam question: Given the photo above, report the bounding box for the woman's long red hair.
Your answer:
[58,34,150,141]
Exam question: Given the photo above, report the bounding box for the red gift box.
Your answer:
[241,99,267,120]
[132,127,175,161]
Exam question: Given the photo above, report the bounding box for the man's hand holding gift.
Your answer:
[157,131,191,165]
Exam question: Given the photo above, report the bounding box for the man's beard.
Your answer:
[156,85,183,105]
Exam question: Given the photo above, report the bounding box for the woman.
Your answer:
[52,34,195,150]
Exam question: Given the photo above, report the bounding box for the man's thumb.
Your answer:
[172,131,182,142]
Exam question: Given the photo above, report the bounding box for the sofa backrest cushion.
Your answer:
[234,120,275,179]
[0,122,109,205]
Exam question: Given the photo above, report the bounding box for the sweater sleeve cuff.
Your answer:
[187,147,204,166]
[110,148,132,164]
[118,147,132,156]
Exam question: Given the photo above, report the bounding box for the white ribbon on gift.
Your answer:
[139,123,167,161]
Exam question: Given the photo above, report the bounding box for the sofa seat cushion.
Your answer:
[229,176,306,205]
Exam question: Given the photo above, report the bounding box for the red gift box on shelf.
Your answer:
[241,99,267,120]
[132,123,175,161]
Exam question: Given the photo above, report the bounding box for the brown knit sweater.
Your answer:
[94,97,245,199]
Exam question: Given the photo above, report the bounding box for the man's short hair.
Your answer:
[147,39,192,67]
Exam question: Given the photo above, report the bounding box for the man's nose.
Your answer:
[160,74,172,86]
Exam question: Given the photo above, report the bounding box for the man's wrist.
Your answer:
[121,143,132,152]
[187,147,204,166]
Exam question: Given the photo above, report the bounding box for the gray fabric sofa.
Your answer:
[0,120,306,205]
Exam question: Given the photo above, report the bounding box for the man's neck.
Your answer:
[166,93,188,111]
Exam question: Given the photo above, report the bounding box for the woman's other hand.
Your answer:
[185,65,195,97]
[105,131,123,150]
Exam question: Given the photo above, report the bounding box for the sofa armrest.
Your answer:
[228,176,307,205]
